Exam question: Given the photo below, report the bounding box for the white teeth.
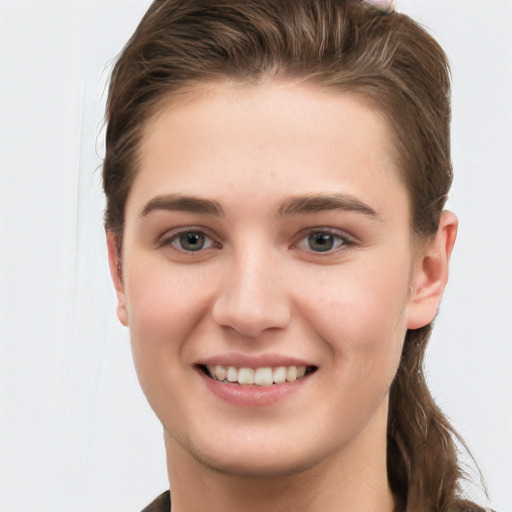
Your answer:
[286,366,297,382]
[238,367,255,385]
[205,364,309,385]
[272,366,287,384]
[214,365,226,381]
[254,367,273,386]
[226,366,238,383]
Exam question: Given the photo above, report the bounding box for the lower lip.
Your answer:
[198,368,312,407]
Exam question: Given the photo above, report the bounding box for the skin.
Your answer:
[107,81,457,512]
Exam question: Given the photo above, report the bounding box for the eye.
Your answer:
[295,229,353,253]
[160,229,219,252]
[176,232,208,251]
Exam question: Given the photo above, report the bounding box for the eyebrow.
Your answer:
[140,192,379,220]
[141,194,224,217]
[278,193,380,220]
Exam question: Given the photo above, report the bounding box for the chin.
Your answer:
[193,451,317,479]
[181,432,328,479]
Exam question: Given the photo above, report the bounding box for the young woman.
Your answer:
[103,0,491,510]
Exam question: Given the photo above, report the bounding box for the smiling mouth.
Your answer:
[199,364,317,386]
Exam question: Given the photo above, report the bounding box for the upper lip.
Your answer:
[196,353,316,369]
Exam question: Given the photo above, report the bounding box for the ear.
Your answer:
[106,230,129,327]
[406,210,458,330]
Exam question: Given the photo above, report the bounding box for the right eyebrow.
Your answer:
[141,194,225,218]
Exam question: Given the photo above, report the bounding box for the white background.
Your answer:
[1,1,510,511]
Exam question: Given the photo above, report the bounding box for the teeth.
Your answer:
[238,368,255,385]
[214,365,227,381]
[254,367,273,386]
[226,366,238,383]
[206,365,309,386]
[286,366,297,382]
[272,366,287,384]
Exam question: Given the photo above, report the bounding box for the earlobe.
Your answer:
[406,210,458,330]
[106,231,129,327]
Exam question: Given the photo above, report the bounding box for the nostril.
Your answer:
[211,303,292,338]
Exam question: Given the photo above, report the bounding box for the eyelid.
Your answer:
[292,227,358,252]
[157,226,221,251]
[156,225,357,254]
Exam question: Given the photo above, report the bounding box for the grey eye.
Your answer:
[295,229,352,254]
[307,232,337,252]
[160,227,220,254]
[176,232,208,251]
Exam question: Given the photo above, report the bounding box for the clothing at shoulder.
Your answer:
[141,491,170,512]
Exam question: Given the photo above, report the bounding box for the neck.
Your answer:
[163,400,395,512]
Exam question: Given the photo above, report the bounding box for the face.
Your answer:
[110,82,433,478]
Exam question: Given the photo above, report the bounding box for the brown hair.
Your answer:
[103,1,486,510]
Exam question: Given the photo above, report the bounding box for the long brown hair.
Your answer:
[103,1,486,510]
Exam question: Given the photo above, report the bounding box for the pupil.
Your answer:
[309,233,334,252]
[180,232,205,251]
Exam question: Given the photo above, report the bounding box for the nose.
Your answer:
[211,248,291,338]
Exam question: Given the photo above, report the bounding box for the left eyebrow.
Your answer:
[277,193,381,220]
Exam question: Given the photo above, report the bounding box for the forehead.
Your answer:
[128,81,408,220]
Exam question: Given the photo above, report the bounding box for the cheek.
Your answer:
[126,258,212,325]
[284,262,410,444]
[296,256,411,380]
[124,261,214,378]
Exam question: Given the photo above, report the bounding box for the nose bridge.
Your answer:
[211,239,291,337]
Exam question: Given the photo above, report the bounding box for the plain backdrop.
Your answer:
[1,1,510,511]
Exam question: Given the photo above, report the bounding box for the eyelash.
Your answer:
[158,227,221,253]
[293,228,357,254]
[158,227,357,255]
